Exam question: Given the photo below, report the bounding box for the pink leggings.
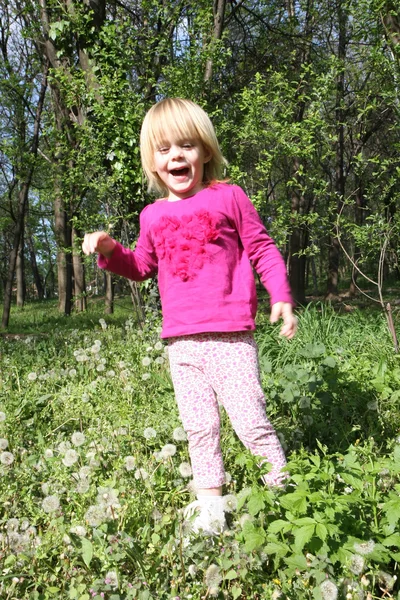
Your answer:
[168,331,287,489]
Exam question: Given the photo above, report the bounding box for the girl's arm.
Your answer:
[82,210,158,282]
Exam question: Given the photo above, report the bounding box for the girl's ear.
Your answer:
[203,146,212,164]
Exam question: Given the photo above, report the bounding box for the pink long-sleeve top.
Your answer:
[98,183,293,338]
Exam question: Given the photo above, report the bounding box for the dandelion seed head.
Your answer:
[68,369,77,377]
[0,438,8,450]
[0,411,6,422]
[154,341,163,351]
[124,456,136,471]
[142,356,151,367]
[155,356,164,365]
[152,508,162,521]
[320,579,338,600]
[70,525,87,537]
[42,495,60,513]
[173,427,187,441]
[179,462,192,478]
[44,448,54,458]
[6,518,19,532]
[142,372,151,381]
[0,451,14,465]
[41,482,50,495]
[349,554,365,575]
[82,392,90,403]
[97,487,119,508]
[71,432,86,447]
[85,504,107,527]
[160,443,177,458]
[57,441,71,454]
[367,401,378,411]
[188,564,197,577]
[62,449,79,467]
[96,364,105,372]
[377,571,396,591]
[353,540,375,555]
[76,479,90,494]
[205,564,222,589]
[222,494,237,512]
[27,372,37,381]
[143,427,157,440]
[224,471,232,484]
[134,468,149,480]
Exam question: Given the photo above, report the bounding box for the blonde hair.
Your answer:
[140,98,227,196]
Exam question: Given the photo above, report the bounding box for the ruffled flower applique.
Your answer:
[152,210,220,281]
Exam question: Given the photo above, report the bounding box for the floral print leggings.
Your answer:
[168,331,287,489]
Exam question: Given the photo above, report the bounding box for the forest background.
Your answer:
[1,0,400,325]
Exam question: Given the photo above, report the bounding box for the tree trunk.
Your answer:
[204,0,226,83]
[26,232,45,300]
[105,271,114,314]
[327,1,346,298]
[72,227,87,312]
[54,187,73,315]
[16,234,25,307]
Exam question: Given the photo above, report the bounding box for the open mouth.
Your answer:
[170,167,189,177]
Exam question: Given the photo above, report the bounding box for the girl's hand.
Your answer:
[270,302,297,339]
[82,231,117,258]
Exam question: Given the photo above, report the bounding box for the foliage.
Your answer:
[0,303,399,598]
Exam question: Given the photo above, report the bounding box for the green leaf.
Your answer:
[269,519,292,534]
[322,356,336,368]
[231,586,242,599]
[225,569,238,580]
[293,524,315,550]
[284,553,308,572]
[81,538,93,568]
[315,523,328,541]
[265,542,289,557]
[244,528,266,552]
[247,492,265,516]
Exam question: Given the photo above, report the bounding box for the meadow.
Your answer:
[1,299,400,600]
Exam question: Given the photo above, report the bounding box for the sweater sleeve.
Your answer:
[97,206,158,281]
[229,186,294,306]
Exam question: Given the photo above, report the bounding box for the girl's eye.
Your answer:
[158,147,169,153]
[182,143,193,149]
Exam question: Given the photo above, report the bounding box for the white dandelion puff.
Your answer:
[79,466,91,478]
[27,372,37,381]
[142,373,151,381]
[62,449,79,467]
[0,411,6,422]
[367,401,378,411]
[96,364,105,372]
[91,344,101,354]
[57,441,71,454]
[222,494,238,513]
[143,427,157,440]
[160,444,177,458]
[76,479,90,494]
[134,468,149,480]
[71,432,86,447]
[224,471,232,484]
[42,495,60,513]
[320,579,338,600]
[0,451,14,465]
[377,571,396,591]
[44,448,54,458]
[155,356,165,365]
[353,540,375,555]
[124,456,136,471]
[70,525,87,537]
[97,487,119,508]
[349,554,365,575]
[188,564,197,577]
[41,482,50,495]
[154,341,163,351]
[0,438,8,450]
[106,370,116,378]
[6,518,19,532]
[142,356,151,367]
[205,564,222,590]
[68,369,77,377]
[85,505,107,527]
[173,427,187,441]
[179,462,192,478]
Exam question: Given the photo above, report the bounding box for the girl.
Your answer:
[82,98,297,536]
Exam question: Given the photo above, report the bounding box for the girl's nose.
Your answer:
[170,145,183,159]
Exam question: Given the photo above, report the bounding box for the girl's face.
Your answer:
[152,138,211,201]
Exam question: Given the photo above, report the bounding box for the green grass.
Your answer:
[0,299,399,599]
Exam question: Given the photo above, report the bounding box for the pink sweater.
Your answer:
[98,183,293,338]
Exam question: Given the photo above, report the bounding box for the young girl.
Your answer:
[82,98,297,536]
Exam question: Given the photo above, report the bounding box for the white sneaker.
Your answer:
[183,500,227,536]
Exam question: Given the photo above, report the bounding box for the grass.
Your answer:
[0,298,399,599]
